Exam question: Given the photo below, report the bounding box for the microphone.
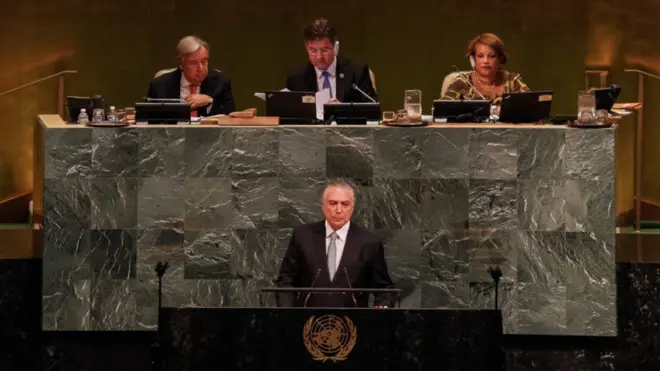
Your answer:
[351,83,377,103]
[451,65,487,101]
[151,261,169,371]
[303,268,322,307]
[343,267,357,307]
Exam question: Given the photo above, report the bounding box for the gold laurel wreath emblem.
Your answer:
[303,315,357,362]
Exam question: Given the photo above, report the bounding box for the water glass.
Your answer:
[404,90,422,117]
[125,107,136,124]
[577,90,596,124]
[115,109,125,123]
[92,108,105,123]
[382,111,396,123]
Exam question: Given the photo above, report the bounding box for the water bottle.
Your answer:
[77,108,89,125]
[107,106,117,123]
[92,108,104,123]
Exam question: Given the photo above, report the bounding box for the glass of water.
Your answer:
[124,107,136,124]
[404,90,422,118]
[577,90,596,124]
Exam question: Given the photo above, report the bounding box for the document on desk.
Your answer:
[315,88,331,120]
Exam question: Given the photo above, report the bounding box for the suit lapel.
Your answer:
[304,64,318,92]
[310,221,331,283]
[335,58,351,102]
[169,69,183,99]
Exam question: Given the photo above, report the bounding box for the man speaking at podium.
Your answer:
[275,179,395,308]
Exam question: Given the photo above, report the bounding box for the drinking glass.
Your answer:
[577,90,596,124]
[125,107,136,124]
[115,109,125,123]
[382,111,396,123]
[404,90,422,117]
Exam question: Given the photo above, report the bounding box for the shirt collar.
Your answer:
[325,220,350,241]
[180,73,193,88]
[315,58,337,80]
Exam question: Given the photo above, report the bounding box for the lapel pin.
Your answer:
[339,73,345,78]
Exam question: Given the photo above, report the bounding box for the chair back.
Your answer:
[155,68,177,78]
[155,68,226,78]
[369,68,377,92]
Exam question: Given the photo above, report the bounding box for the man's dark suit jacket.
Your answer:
[147,68,235,116]
[285,57,378,103]
[275,221,396,308]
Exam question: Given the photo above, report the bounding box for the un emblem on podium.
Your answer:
[303,315,357,362]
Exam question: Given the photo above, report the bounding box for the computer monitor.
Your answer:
[265,91,317,125]
[135,102,191,124]
[432,100,490,123]
[499,90,553,123]
[323,102,381,125]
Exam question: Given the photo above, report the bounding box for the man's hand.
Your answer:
[328,98,341,104]
[185,94,213,109]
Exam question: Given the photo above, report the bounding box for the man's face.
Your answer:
[180,46,209,85]
[322,185,354,230]
[305,38,335,71]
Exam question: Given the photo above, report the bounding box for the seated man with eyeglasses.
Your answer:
[147,36,235,116]
[285,18,377,103]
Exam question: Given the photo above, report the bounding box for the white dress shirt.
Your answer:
[180,74,211,115]
[314,58,337,98]
[325,220,349,273]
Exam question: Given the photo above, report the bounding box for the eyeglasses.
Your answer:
[307,47,333,55]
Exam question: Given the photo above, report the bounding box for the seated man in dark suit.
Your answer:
[275,179,396,308]
[147,35,235,116]
[285,18,378,103]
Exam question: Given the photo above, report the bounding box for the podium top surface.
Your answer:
[38,114,606,130]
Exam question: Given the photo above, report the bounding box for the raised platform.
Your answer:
[35,114,616,336]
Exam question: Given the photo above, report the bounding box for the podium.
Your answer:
[159,307,503,371]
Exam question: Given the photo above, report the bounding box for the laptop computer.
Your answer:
[499,90,553,123]
[65,96,94,123]
[594,85,621,112]
[265,91,317,125]
[548,85,622,124]
[432,100,490,122]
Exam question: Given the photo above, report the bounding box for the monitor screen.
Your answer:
[323,102,381,125]
[135,102,191,124]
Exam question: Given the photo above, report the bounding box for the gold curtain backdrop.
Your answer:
[1,0,659,203]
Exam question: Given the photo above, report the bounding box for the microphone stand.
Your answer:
[351,83,377,103]
[487,265,502,310]
[303,269,322,307]
[343,267,357,308]
[451,65,487,101]
[150,261,169,371]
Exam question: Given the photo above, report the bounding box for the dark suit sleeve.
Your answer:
[368,240,396,307]
[208,78,235,115]
[147,80,158,99]
[274,230,300,307]
[356,64,378,102]
[285,73,296,91]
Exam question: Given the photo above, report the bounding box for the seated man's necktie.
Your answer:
[321,71,333,99]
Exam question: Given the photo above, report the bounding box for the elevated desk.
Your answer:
[35,114,616,336]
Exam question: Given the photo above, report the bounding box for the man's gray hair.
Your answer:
[176,36,209,60]
[322,178,356,201]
